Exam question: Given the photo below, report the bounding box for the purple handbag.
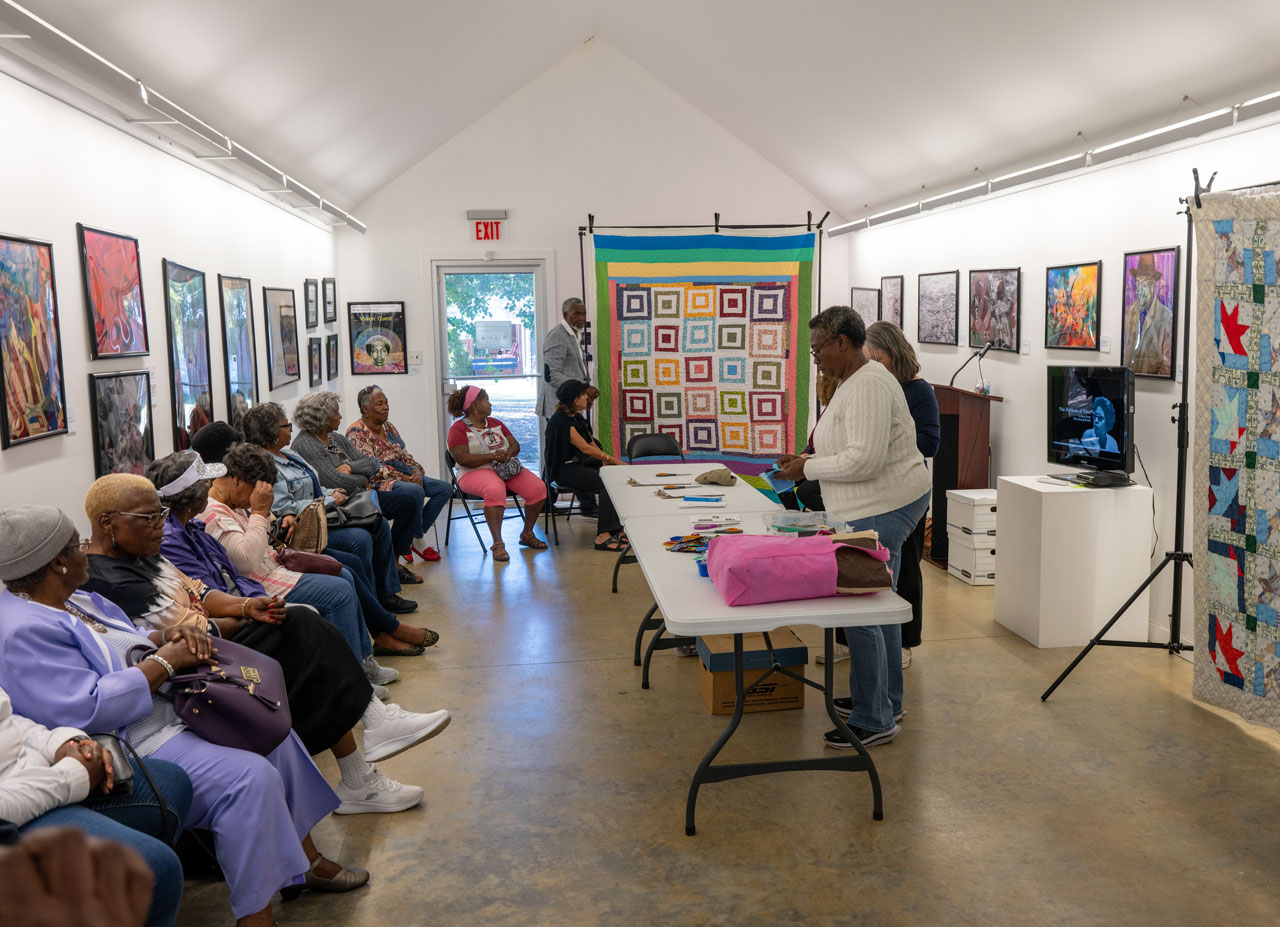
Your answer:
[131,636,292,755]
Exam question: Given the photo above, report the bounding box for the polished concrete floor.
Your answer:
[177,515,1280,926]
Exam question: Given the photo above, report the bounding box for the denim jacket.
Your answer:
[270,449,335,517]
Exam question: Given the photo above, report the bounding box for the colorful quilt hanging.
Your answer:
[590,231,816,474]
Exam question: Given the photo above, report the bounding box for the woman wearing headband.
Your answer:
[445,386,547,562]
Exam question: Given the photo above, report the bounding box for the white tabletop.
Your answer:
[599,463,783,520]
[623,511,911,636]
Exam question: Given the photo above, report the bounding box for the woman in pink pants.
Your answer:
[445,386,547,562]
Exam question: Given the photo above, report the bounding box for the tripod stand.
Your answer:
[1040,168,1213,701]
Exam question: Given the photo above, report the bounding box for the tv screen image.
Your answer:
[1047,365,1135,473]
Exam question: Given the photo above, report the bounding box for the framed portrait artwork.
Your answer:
[1121,247,1179,379]
[850,287,881,322]
[326,333,339,380]
[304,278,319,330]
[0,233,68,448]
[1045,261,1101,350]
[88,370,154,478]
[968,268,1020,352]
[917,271,959,345]
[77,224,148,359]
[263,287,301,389]
[162,259,212,451]
[880,275,903,325]
[308,337,323,387]
[218,275,258,431]
[348,301,407,375]
[322,277,337,323]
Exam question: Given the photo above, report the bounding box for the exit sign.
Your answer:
[474,220,501,240]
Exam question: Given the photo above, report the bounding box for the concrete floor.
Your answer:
[177,515,1280,926]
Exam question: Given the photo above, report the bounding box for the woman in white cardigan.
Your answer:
[776,306,932,749]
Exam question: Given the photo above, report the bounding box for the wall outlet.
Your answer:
[407,350,422,365]
[1100,335,1112,353]
[1020,338,1030,355]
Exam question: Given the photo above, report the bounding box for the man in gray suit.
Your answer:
[540,297,593,512]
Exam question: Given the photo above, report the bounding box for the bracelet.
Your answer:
[144,653,175,677]
[241,600,249,617]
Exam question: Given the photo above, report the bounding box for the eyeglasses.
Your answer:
[277,421,293,431]
[110,507,170,528]
[810,338,830,360]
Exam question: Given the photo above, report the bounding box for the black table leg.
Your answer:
[640,619,694,690]
[633,602,660,667]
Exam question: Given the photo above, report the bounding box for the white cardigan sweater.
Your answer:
[0,686,90,826]
[802,360,933,523]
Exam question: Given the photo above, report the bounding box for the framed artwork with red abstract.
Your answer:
[77,224,149,359]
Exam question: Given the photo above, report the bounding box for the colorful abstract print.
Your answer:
[1195,200,1280,730]
[592,233,815,474]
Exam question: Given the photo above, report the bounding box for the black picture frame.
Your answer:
[1121,246,1179,380]
[263,287,301,390]
[326,333,339,380]
[308,337,323,387]
[968,268,1021,353]
[304,278,319,330]
[0,232,69,448]
[850,287,881,322]
[322,277,337,324]
[917,270,959,345]
[161,259,212,451]
[77,223,149,359]
[218,275,258,431]
[880,275,904,325]
[348,301,407,375]
[1045,260,1102,351]
[88,370,154,478]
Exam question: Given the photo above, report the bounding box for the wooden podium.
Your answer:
[929,385,1002,564]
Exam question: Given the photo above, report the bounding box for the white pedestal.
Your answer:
[994,475,1154,648]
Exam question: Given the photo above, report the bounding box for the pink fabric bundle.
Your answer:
[706,533,892,606]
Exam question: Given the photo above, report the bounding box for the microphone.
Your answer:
[949,342,993,387]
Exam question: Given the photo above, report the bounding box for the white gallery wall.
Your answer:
[0,71,336,525]
[847,115,1280,644]
[336,37,845,471]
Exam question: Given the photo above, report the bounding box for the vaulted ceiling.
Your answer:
[4,0,1280,219]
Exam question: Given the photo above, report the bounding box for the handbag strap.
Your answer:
[120,736,177,847]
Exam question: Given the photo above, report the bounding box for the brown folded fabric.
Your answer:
[695,467,737,486]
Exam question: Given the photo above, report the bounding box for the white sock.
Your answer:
[336,749,373,788]
[362,695,387,731]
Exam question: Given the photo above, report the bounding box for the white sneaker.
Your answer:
[370,683,389,701]
[364,705,451,762]
[815,643,850,665]
[333,764,425,814]
[363,655,399,686]
[902,647,913,669]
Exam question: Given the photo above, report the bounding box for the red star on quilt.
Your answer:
[1213,618,1246,679]
[1220,300,1249,356]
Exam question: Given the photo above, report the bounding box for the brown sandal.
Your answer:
[519,531,548,550]
[491,542,509,562]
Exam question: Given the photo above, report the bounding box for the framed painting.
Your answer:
[850,287,881,322]
[263,287,301,389]
[1045,261,1101,350]
[0,233,68,448]
[308,337,322,387]
[162,259,212,451]
[880,275,903,325]
[917,270,959,345]
[1121,247,1179,379]
[348,301,407,375]
[88,370,154,478]
[218,275,258,431]
[304,278,319,330]
[326,332,339,380]
[322,277,337,323]
[77,224,148,358]
[968,268,1020,352]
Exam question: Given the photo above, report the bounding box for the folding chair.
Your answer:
[542,460,584,546]
[443,450,525,552]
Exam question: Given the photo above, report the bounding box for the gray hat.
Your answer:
[0,505,76,581]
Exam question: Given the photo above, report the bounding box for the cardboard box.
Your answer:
[696,628,807,715]
[946,488,998,535]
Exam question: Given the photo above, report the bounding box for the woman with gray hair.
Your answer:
[774,306,932,750]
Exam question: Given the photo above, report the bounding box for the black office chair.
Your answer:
[443,449,525,551]
[626,432,685,463]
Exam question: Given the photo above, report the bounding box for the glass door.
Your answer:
[435,262,545,474]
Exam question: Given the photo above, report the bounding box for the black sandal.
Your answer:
[594,534,627,552]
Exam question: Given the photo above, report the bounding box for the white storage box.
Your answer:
[946,488,997,537]
[947,528,996,585]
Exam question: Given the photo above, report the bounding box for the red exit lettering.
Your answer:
[474,221,501,240]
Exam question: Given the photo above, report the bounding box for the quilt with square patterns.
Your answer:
[1194,190,1280,730]
[590,232,815,473]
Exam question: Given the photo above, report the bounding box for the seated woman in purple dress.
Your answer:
[0,505,368,927]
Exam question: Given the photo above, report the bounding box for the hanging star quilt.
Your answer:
[590,232,816,474]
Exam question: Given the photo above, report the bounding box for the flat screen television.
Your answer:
[1047,365,1135,474]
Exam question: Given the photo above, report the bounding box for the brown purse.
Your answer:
[286,499,329,553]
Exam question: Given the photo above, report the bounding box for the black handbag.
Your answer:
[327,489,383,531]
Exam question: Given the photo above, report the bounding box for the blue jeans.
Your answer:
[286,571,373,660]
[841,490,931,733]
[21,757,194,927]
[327,523,400,599]
[385,478,451,544]
[325,548,400,638]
